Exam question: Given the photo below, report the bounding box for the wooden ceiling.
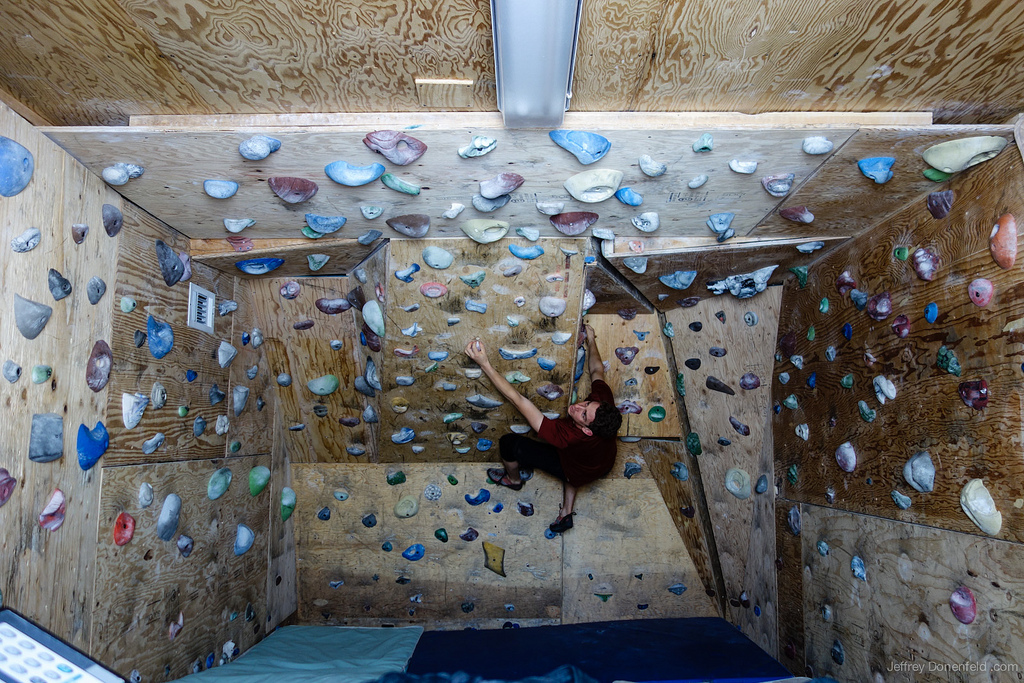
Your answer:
[2,0,1024,126]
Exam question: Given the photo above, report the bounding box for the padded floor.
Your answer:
[406,618,790,683]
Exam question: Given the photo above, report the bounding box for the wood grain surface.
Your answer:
[773,143,1024,543]
[583,258,654,316]
[0,100,121,650]
[665,287,783,649]
[801,505,1024,680]
[194,238,385,279]
[104,205,236,465]
[91,456,272,679]
[226,277,274,456]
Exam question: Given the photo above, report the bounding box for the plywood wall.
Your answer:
[772,137,1024,677]
[774,143,1024,541]
[7,0,1024,125]
[0,100,121,649]
[665,287,783,655]
[292,453,715,629]
[103,205,238,465]
[378,238,585,462]
[92,456,272,680]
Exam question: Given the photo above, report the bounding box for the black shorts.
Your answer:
[498,433,565,482]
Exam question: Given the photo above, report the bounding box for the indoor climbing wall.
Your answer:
[291,448,716,629]
[664,288,783,657]
[249,273,374,463]
[378,237,586,462]
[579,311,679,438]
[0,101,121,648]
[92,455,272,679]
[773,136,1024,676]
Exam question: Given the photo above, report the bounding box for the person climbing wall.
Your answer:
[464,324,622,533]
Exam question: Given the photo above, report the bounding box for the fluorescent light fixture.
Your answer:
[491,0,584,128]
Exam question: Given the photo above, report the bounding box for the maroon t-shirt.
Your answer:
[537,379,616,487]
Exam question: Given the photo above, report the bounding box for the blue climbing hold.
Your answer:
[147,315,174,359]
[394,263,420,283]
[537,357,556,371]
[465,489,491,506]
[186,369,198,382]
[499,347,538,360]
[492,503,503,513]
[807,372,816,388]
[324,160,385,187]
[773,403,782,414]
[544,528,557,539]
[363,514,377,528]
[509,244,545,260]
[667,583,688,595]
[614,187,643,206]
[76,421,109,470]
[633,330,649,341]
[671,462,689,481]
[477,439,493,451]
[241,331,250,346]
[857,156,895,184]
[235,257,284,275]
[0,136,34,197]
[624,462,642,478]
[925,302,938,324]
[548,130,611,164]
[304,213,347,234]
[842,323,852,340]
[381,540,392,551]
[754,605,761,617]
[402,544,425,561]
[317,507,331,520]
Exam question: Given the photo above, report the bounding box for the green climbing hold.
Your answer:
[229,441,241,453]
[840,374,854,389]
[675,373,686,397]
[663,322,674,338]
[178,406,189,417]
[425,362,439,373]
[249,465,271,496]
[594,593,612,602]
[207,467,232,500]
[394,494,419,518]
[686,432,702,456]
[893,246,909,261]
[381,172,421,195]
[783,394,799,409]
[648,405,666,422]
[31,365,51,384]
[447,474,458,486]
[307,374,340,396]
[281,487,296,522]
[787,464,798,485]
[434,528,449,543]
[387,470,407,485]
[937,345,962,376]
[789,266,808,288]
[858,400,876,422]
[807,326,815,341]
[923,168,952,182]
[819,298,829,313]
[301,226,324,239]
[443,413,464,424]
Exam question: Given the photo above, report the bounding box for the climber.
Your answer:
[463,324,621,533]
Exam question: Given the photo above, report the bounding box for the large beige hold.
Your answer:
[922,135,1007,173]
[960,478,1002,536]
[563,169,623,203]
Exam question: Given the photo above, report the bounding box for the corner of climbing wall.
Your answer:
[773,132,1024,677]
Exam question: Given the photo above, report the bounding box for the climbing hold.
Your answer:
[482,541,506,576]
[648,406,666,422]
[692,133,714,152]
[0,135,34,196]
[249,466,271,496]
[14,294,53,340]
[706,212,735,242]
[922,135,1007,173]
[75,421,108,469]
[891,490,912,510]
[30,364,50,383]
[480,172,525,199]
[866,292,892,320]
[802,136,833,154]
[857,156,895,184]
[307,374,340,396]
[873,376,896,405]
[71,223,89,245]
[462,219,510,243]
[615,187,644,206]
[395,495,420,519]
[38,489,66,531]
[564,169,622,203]
[659,270,697,290]
[937,345,962,376]
[968,278,994,307]
[402,543,426,561]
[725,468,752,499]
[459,135,497,158]
[729,159,758,174]
[926,190,954,219]
[787,506,801,535]
[961,478,1002,535]
[795,423,809,441]
[615,347,639,365]
[739,372,760,390]
[235,257,284,275]
[858,400,876,423]
[762,173,795,197]
[706,376,735,395]
[780,206,814,224]
[465,489,491,506]
[989,213,1017,269]
[218,341,238,368]
[238,135,281,160]
[317,506,331,521]
[949,586,977,624]
[157,494,181,541]
[911,248,939,281]
[755,475,768,494]
[11,226,41,253]
[958,379,988,410]
[234,524,255,555]
[549,130,611,164]
[686,433,702,456]
[113,511,135,546]
[729,416,749,436]
[207,468,233,501]
[789,266,808,288]
[835,271,856,296]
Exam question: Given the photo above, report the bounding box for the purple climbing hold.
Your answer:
[709,347,726,357]
[615,347,640,365]
[729,416,750,436]
[739,372,761,390]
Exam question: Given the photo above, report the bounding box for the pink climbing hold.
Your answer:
[834,442,857,473]
[911,248,939,281]
[615,347,640,364]
[779,206,814,224]
[0,468,16,507]
[420,282,448,298]
[39,488,66,531]
[362,130,427,165]
[891,314,910,338]
[866,292,892,321]
[968,278,993,307]
[949,586,976,624]
[958,379,988,410]
[835,271,856,296]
